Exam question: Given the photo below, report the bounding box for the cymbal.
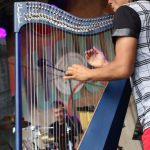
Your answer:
[41,135,54,143]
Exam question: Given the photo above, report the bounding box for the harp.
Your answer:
[14,2,131,150]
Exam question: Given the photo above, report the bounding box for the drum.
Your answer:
[22,140,34,150]
[22,126,43,149]
[38,132,55,150]
[23,126,57,149]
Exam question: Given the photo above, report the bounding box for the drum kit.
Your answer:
[22,126,58,150]
[0,115,31,130]
[0,115,58,150]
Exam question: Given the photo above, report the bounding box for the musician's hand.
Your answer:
[64,64,91,81]
[85,46,109,68]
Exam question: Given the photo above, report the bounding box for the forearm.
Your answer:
[88,61,131,81]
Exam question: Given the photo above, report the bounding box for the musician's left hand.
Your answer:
[64,64,91,81]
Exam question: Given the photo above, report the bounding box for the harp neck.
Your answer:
[14,2,114,34]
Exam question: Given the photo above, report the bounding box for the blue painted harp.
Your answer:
[14,2,131,150]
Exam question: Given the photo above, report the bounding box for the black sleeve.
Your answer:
[112,5,141,43]
[49,122,55,135]
[71,116,83,134]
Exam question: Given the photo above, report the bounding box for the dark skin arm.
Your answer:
[64,37,137,82]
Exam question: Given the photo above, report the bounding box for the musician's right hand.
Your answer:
[85,46,109,68]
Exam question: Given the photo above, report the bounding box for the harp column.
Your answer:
[14,3,24,150]
[15,32,22,150]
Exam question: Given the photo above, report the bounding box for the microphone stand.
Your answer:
[38,59,65,73]
[38,59,75,114]
[68,80,76,116]
[65,122,73,150]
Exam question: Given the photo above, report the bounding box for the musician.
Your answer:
[49,100,83,150]
[64,0,150,149]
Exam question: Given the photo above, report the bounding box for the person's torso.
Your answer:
[50,119,76,150]
[126,1,150,100]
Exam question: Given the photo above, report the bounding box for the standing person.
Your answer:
[64,0,150,149]
[49,100,83,150]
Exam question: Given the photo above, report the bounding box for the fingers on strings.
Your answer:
[85,46,102,58]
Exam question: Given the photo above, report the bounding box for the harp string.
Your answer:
[56,23,59,149]
[89,33,93,125]
[29,12,33,143]
[24,29,111,149]
[32,20,35,146]
[28,10,34,145]
[33,16,36,133]
[20,5,114,150]
[34,17,39,148]
[25,19,29,144]
[63,27,67,149]
[44,15,48,133]
[72,30,77,148]
[78,32,84,143]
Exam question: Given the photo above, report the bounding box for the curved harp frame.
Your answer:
[14,2,131,150]
[14,2,113,33]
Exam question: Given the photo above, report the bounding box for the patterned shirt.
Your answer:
[112,0,150,131]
